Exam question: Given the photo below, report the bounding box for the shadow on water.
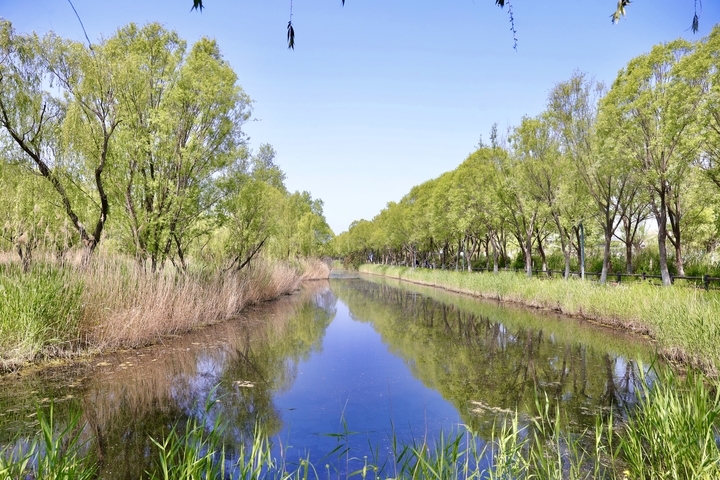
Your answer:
[0,274,657,477]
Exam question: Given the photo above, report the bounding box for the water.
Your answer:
[0,273,654,477]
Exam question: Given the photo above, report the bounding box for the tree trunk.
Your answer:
[536,231,547,274]
[525,235,533,277]
[668,211,685,277]
[622,216,633,274]
[600,227,611,284]
[652,194,672,286]
[553,214,571,280]
[491,234,499,274]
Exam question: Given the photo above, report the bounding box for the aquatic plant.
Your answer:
[1,368,720,479]
[0,403,96,480]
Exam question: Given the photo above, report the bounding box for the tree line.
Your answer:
[0,21,332,272]
[333,26,720,286]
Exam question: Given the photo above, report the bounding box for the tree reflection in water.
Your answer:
[330,276,654,437]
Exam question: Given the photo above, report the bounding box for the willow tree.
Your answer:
[0,21,119,266]
[695,26,720,192]
[548,72,635,284]
[600,40,704,284]
[109,23,252,271]
[453,147,508,273]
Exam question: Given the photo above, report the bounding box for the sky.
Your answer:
[3,0,720,235]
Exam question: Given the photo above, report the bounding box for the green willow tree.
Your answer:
[600,40,704,284]
[109,23,252,271]
[0,21,113,266]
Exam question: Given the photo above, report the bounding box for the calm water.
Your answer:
[0,273,655,477]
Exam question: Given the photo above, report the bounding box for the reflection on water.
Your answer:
[0,274,655,477]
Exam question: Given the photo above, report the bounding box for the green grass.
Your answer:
[0,263,84,366]
[359,264,720,375]
[0,403,96,480]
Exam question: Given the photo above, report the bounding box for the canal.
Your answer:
[0,272,655,478]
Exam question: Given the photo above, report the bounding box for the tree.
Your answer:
[0,20,117,266]
[453,145,507,273]
[549,72,632,284]
[108,23,252,271]
[496,127,542,277]
[600,40,704,284]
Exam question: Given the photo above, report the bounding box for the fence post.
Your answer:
[704,274,710,291]
[616,273,621,283]
[670,274,674,285]
[642,272,646,281]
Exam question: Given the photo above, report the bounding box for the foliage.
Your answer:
[335,27,720,288]
[0,20,333,272]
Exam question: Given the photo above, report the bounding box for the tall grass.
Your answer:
[360,265,720,375]
[0,403,96,480]
[619,368,720,479]
[81,256,305,349]
[0,263,84,368]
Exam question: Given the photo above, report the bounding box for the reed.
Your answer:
[360,265,720,374]
[80,256,304,349]
[619,367,720,479]
[0,403,96,480]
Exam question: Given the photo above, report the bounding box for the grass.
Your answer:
[0,263,84,368]
[0,254,330,371]
[359,264,720,375]
[0,403,96,480]
[1,367,718,479]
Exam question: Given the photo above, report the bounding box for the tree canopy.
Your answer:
[332,25,720,286]
[0,20,333,271]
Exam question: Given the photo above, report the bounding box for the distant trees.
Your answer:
[333,25,720,285]
[0,21,333,271]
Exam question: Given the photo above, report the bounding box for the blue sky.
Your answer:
[3,0,719,234]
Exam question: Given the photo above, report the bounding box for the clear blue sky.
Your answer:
[3,1,719,234]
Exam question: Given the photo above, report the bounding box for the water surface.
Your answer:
[0,273,655,477]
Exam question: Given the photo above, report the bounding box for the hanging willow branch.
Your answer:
[188,0,703,50]
[287,0,295,49]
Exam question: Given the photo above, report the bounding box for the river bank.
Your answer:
[0,256,330,373]
[359,264,720,376]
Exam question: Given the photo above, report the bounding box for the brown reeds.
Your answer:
[79,256,312,350]
[294,257,332,281]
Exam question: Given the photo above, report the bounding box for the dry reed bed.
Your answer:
[82,257,330,350]
[0,255,330,370]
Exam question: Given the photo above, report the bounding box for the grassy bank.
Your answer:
[2,368,719,479]
[359,264,720,375]
[0,256,330,371]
